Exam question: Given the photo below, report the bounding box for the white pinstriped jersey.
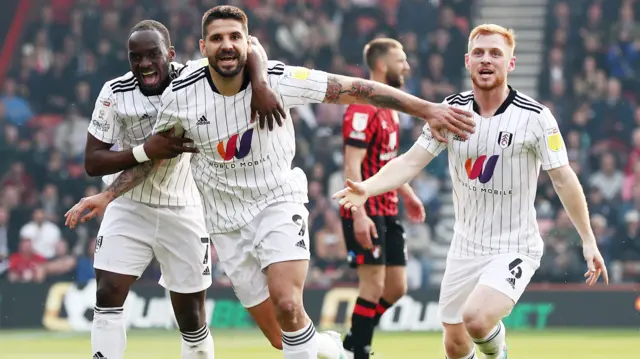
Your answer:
[88,60,208,207]
[154,61,329,234]
[417,87,568,261]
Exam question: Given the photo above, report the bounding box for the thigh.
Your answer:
[438,256,487,324]
[155,205,212,294]
[211,227,269,309]
[255,202,311,270]
[384,216,407,267]
[477,253,540,305]
[342,216,387,268]
[94,198,155,277]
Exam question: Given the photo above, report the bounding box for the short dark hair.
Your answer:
[201,5,248,39]
[363,38,403,70]
[129,20,172,48]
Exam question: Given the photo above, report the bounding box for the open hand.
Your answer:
[332,179,369,212]
[422,103,474,143]
[144,129,199,160]
[353,213,378,250]
[582,241,609,286]
[64,193,112,229]
[404,194,426,223]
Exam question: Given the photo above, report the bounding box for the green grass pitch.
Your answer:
[0,328,636,358]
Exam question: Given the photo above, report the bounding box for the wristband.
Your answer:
[132,144,150,163]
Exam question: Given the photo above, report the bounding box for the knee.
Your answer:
[95,277,130,307]
[462,308,493,339]
[358,276,385,301]
[385,280,407,303]
[273,296,304,323]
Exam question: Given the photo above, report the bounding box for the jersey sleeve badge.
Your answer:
[546,128,562,152]
[291,67,310,80]
[351,112,369,132]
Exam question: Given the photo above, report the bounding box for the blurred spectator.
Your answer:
[19,208,62,259]
[309,211,351,287]
[43,240,77,282]
[612,210,640,282]
[1,78,34,127]
[7,238,46,283]
[0,207,8,276]
[589,153,624,201]
[54,106,89,160]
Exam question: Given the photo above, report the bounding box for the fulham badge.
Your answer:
[497,131,513,149]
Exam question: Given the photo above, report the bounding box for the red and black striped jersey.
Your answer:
[341,104,400,218]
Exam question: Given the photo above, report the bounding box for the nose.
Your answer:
[140,56,152,68]
[221,37,234,51]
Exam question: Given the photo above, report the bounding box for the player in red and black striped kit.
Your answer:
[340,38,426,359]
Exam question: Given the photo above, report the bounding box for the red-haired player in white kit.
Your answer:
[333,24,609,359]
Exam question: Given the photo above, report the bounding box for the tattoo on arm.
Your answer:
[105,160,156,199]
[324,76,406,111]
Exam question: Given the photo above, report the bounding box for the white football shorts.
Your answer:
[211,202,311,308]
[93,196,211,294]
[438,253,540,324]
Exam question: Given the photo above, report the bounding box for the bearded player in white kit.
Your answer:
[334,24,609,359]
[66,5,474,359]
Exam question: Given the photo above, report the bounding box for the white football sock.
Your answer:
[472,321,506,358]
[181,325,215,359]
[446,346,477,359]
[282,321,318,359]
[91,306,126,359]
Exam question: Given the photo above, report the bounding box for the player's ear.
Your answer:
[168,46,176,61]
[199,39,206,57]
[507,56,516,72]
[464,53,470,70]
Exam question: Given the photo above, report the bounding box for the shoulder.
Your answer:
[105,71,137,95]
[512,90,545,114]
[267,60,286,75]
[443,90,473,106]
[170,66,207,93]
[173,58,209,78]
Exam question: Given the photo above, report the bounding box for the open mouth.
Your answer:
[140,69,159,86]
[479,68,494,79]
[217,56,238,67]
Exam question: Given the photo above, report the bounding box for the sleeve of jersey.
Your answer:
[274,64,329,108]
[415,124,447,156]
[87,82,121,144]
[342,106,377,148]
[153,88,181,134]
[534,107,569,170]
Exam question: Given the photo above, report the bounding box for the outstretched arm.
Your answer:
[362,144,435,196]
[322,74,474,142]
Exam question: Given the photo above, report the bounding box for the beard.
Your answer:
[386,72,404,88]
[470,71,505,91]
[209,49,247,78]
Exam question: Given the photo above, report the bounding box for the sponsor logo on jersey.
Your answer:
[217,129,254,161]
[465,155,499,183]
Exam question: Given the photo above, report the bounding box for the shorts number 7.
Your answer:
[201,237,210,265]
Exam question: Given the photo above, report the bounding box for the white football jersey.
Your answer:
[88,59,208,206]
[417,87,569,261]
[154,61,328,234]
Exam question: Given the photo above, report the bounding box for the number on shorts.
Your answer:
[201,237,210,265]
[508,258,523,279]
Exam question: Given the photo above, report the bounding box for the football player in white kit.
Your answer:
[65,20,286,359]
[65,6,474,359]
[333,24,609,359]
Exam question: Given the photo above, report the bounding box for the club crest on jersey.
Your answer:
[497,131,513,149]
[351,112,369,131]
[217,129,254,161]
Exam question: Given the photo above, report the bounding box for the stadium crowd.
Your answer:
[0,0,637,291]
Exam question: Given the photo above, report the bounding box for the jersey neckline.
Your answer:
[204,66,251,95]
[471,85,517,117]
